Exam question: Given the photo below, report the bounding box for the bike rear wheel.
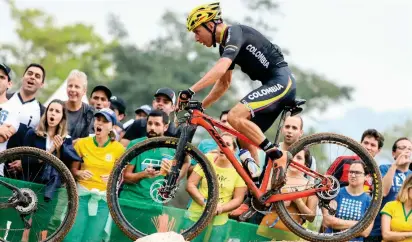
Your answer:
[272,132,382,242]
[107,137,218,241]
[0,147,78,242]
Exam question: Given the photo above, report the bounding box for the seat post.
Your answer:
[273,110,288,146]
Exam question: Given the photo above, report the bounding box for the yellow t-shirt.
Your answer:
[74,136,125,191]
[187,153,246,226]
[381,200,412,242]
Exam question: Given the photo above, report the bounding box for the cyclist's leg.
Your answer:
[227,67,296,161]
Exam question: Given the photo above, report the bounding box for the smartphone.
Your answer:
[153,166,161,171]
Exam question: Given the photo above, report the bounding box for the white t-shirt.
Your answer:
[0,101,21,176]
[7,92,42,129]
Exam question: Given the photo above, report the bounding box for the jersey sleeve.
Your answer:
[193,164,205,178]
[2,109,20,131]
[235,173,246,188]
[380,201,395,218]
[220,25,244,70]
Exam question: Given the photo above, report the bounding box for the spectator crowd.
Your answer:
[0,62,412,242]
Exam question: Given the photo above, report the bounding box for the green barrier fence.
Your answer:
[1,178,312,242]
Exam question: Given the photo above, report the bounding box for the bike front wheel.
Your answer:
[106,137,218,241]
[272,132,383,242]
[0,147,78,242]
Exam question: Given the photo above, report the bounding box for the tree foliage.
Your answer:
[383,119,412,151]
[0,0,116,102]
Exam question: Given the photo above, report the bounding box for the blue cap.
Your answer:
[94,108,117,124]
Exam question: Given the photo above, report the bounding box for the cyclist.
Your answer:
[178,2,297,182]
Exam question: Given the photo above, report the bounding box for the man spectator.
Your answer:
[135,104,151,120]
[323,161,373,241]
[327,129,384,189]
[366,137,412,241]
[65,69,95,140]
[0,64,20,176]
[89,85,111,110]
[120,88,177,147]
[110,96,127,123]
[278,115,317,171]
[123,104,151,130]
[110,95,127,140]
[6,63,46,148]
[109,110,189,239]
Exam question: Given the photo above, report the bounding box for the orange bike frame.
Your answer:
[190,109,330,202]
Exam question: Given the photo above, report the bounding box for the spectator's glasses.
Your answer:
[348,170,364,177]
[396,146,412,151]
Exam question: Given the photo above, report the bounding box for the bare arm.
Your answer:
[322,208,357,230]
[123,164,150,184]
[190,58,233,94]
[178,156,191,182]
[70,161,81,179]
[120,138,130,148]
[221,186,247,213]
[186,171,206,207]
[202,70,233,108]
[381,214,412,241]
[382,165,397,197]
[294,195,318,222]
[0,124,16,143]
[359,219,373,237]
[322,200,358,230]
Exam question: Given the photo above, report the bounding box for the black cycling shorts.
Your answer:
[240,66,296,133]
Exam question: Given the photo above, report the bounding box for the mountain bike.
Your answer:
[107,99,383,242]
[0,147,78,242]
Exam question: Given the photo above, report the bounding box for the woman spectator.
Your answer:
[10,99,80,200]
[186,133,247,242]
[257,148,318,241]
[64,108,125,242]
[381,174,412,242]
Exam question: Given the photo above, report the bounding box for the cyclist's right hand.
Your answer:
[176,88,195,111]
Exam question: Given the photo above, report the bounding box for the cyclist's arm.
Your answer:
[190,58,233,93]
[190,25,243,94]
[202,70,232,108]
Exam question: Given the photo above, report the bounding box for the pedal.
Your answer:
[239,206,257,222]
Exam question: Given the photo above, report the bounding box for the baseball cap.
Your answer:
[94,108,117,124]
[0,63,11,81]
[135,104,151,115]
[91,85,112,100]
[110,96,126,114]
[154,88,176,104]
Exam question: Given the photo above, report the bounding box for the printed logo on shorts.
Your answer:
[248,84,284,100]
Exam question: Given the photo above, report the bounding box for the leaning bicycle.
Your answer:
[0,147,78,242]
[107,99,383,242]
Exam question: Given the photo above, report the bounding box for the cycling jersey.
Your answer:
[219,24,287,83]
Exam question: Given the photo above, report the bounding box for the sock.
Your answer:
[259,138,274,151]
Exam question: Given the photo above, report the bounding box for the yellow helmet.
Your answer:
[186,2,222,32]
